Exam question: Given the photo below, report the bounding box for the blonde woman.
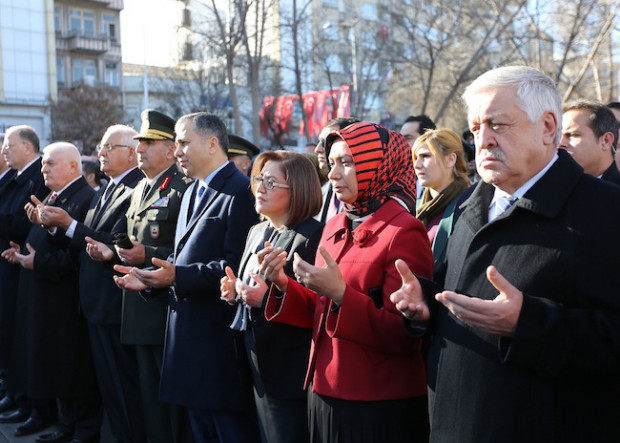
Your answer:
[413,128,471,269]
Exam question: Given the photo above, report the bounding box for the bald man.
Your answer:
[2,143,99,440]
[42,125,146,443]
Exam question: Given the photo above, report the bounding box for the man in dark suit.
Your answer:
[0,133,16,196]
[391,66,620,442]
[559,99,620,185]
[2,143,100,441]
[114,113,260,442]
[85,111,193,442]
[41,125,146,442]
[313,117,359,223]
[0,126,48,422]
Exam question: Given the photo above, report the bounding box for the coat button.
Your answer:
[130,235,136,241]
[135,216,141,222]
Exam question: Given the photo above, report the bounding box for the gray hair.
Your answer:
[462,66,562,144]
[102,124,138,148]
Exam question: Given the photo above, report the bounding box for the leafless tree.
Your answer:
[50,84,124,155]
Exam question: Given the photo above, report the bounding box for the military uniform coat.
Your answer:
[121,164,191,345]
[10,177,98,398]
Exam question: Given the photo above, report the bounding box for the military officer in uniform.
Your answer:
[87,110,193,442]
[227,135,259,176]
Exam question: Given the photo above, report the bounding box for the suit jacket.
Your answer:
[159,162,259,410]
[121,164,191,345]
[265,199,433,401]
[426,150,620,442]
[0,168,16,196]
[0,159,48,368]
[11,177,98,398]
[237,218,323,399]
[600,161,620,186]
[73,167,144,325]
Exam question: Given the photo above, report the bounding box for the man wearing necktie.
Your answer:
[84,110,193,443]
[41,125,146,443]
[391,66,620,442]
[2,143,99,441]
[114,112,260,442]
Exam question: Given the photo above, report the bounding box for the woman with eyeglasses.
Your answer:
[413,128,471,274]
[220,150,323,443]
[259,122,434,442]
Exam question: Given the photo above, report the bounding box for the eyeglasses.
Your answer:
[96,143,131,154]
[252,175,290,191]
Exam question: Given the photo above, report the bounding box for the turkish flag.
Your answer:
[260,97,275,139]
[300,92,317,136]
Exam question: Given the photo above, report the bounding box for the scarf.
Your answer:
[416,176,470,227]
[325,122,417,217]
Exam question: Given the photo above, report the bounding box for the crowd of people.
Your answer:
[0,64,619,443]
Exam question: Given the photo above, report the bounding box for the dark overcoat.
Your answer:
[73,167,144,325]
[159,162,259,410]
[10,177,97,397]
[0,160,48,369]
[427,150,620,442]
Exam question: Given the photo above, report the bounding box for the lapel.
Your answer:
[175,181,193,246]
[238,223,266,277]
[178,163,233,244]
[91,168,142,228]
[136,164,177,214]
[92,181,124,228]
[53,177,89,210]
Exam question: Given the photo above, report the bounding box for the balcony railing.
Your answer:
[80,0,124,10]
[56,30,110,54]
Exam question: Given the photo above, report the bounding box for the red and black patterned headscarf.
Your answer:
[325,122,417,217]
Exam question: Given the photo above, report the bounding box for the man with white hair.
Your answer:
[2,143,99,440]
[391,66,620,442]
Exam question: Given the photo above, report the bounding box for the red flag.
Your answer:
[280,96,297,137]
[300,92,317,137]
[336,85,351,117]
[259,97,275,139]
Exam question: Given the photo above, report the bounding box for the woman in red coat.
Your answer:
[260,122,434,442]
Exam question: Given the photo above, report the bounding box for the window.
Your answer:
[105,63,119,87]
[323,0,338,7]
[362,60,378,79]
[56,56,64,85]
[322,21,338,40]
[361,32,376,49]
[103,14,117,40]
[325,54,342,73]
[73,58,97,86]
[361,3,377,21]
[70,9,95,37]
[54,7,61,33]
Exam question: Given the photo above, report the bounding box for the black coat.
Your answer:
[426,150,620,442]
[0,160,48,369]
[10,177,98,398]
[160,162,259,410]
[237,218,323,399]
[600,161,620,186]
[72,168,144,325]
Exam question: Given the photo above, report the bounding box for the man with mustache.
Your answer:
[391,66,620,442]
